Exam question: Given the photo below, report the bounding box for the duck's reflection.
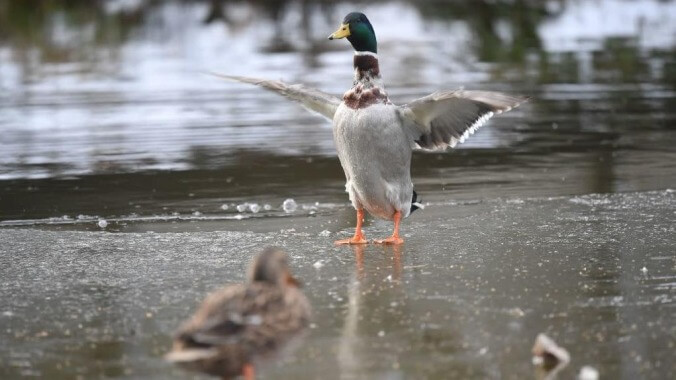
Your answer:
[337,244,405,378]
[354,244,364,280]
[391,244,402,282]
[352,244,403,281]
[337,246,362,377]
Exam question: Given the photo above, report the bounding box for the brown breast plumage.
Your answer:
[343,84,389,110]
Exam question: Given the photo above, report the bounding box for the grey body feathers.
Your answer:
[334,103,414,220]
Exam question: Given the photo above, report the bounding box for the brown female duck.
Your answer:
[165,248,311,379]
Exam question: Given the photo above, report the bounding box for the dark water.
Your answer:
[0,0,675,379]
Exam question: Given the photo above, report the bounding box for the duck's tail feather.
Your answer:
[411,190,424,213]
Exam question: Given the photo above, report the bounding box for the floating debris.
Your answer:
[282,198,297,213]
[236,203,248,213]
[263,204,272,211]
[532,333,570,365]
[641,266,648,274]
[578,366,599,380]
[318,230,331,237]
[249,203,261,213]
[220,204,229,211]
[312,260,324,269]
[302,204,318,211]
[97,219,108,228]
[532,333,570,378]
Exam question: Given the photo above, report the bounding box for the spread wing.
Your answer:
[211,73,341,121]
[399,90,528,150]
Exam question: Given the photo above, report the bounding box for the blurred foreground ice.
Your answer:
[0,190,673,379]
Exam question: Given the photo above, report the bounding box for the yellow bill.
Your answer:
[328,23,350,40]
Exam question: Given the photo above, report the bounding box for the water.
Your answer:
[1,191,675,379]
[1,0,675,378]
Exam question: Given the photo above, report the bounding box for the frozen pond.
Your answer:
[1,191,675,379]
[1,0,675,379]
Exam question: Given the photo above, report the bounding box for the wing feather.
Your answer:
[400,90,528,150]
[210,73,341,121]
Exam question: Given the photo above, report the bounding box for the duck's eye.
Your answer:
[342,27,347,31]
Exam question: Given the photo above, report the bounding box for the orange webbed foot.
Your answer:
[374,236,404,245]
[335,209,368,245]
[374,210,404,245]
[334,236,368,245]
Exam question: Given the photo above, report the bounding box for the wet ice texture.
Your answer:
[0,190,674,379]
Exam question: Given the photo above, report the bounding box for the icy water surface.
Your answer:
[1,191,675,379]
[1,0,676,379]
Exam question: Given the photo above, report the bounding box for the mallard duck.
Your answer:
[218,12,527,245]
[165,247,311,380]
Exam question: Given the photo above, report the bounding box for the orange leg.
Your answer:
[242,363,255,380]
[335,209,368,245]
[375,210,404,245]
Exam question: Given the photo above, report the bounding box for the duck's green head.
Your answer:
[328,12,377,54]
